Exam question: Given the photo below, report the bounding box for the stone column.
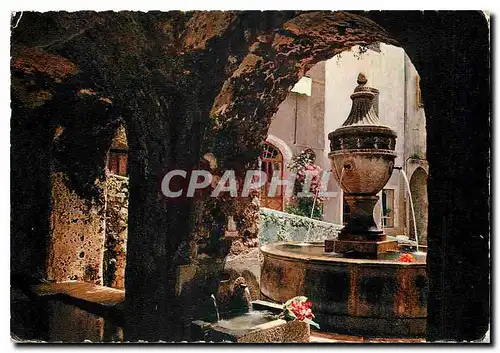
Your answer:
[44,92,121,284]
[46,172,106,284]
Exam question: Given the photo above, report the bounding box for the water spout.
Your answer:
[339,166,346,188]
[304,167,336,243]
[210,294,220,322]
[244,287,253,311]
[305,188,320,242]
[379,191,384,231]
[399,169,420,253]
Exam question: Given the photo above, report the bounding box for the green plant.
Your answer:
[285,198,322,220]
[286,149,326,220]
[353,45,369,60]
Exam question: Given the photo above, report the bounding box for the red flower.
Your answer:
[283,296,320,329]
[399,253,415,263]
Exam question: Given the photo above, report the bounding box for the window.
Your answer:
[107,150,128,176]
[382,189,394,228]
[342,196,351,226]
[416,75,424,108]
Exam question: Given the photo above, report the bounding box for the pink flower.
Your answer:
[290,300,314,321]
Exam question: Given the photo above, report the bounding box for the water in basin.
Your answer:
[214,310,276,332]
[276,242,426,262]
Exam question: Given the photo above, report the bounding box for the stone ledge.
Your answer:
[30,281,125,308]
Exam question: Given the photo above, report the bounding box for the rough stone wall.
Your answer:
[12,11,398,341]
[104,174,129,289]
[11,105,52,278]
[46,172,106,284]
[110,125,128,150]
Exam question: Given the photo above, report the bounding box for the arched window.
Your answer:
[260,142,284,211]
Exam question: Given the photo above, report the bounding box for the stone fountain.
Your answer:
[325,73,398,257]
[260,74,427,338]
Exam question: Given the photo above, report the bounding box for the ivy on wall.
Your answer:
[259,208,342,244]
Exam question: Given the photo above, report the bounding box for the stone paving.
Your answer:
[310,330,425,343]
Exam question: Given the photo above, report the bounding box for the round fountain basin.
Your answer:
[260,242,428,338]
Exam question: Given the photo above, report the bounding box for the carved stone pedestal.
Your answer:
[325,194,398,257]
[325,238,398,257]
[339,195,382,239]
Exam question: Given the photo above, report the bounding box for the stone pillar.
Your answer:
[11,105,52,278]
[123,103,203,341]
[46,172,106,284]
[43,91,120,285]
[339,195,382,240]
[124,169,195,341]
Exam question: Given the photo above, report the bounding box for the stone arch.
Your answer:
[406,159,429,181]
[409,167,428,245]
[210,11,398,173]
[265,133,293,166]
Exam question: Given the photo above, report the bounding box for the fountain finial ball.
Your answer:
[357,73,367,85]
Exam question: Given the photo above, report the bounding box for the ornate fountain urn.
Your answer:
[326,73,398,257]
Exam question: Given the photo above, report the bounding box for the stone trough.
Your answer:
[191,300,310,343]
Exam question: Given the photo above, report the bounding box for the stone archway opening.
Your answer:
[253,38,433,338]
[409,167,428,246]
[208,11,401,246]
